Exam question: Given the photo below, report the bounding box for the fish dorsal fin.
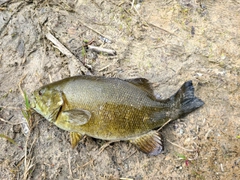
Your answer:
[125,78,154,95]
[62,109,91,126]
[130,131,163,156]
[70,132,83,148]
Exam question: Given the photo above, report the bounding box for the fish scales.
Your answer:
[32,75,204,155]
[53,77,162,139]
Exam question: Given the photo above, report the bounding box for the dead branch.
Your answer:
[45,32,92,75]
[166,139,196,152]
[23,135,37,180]
[157,119,173,131]
[46,32,72,56]
[0,117,25,125]
[78,20,113,43]
[88,45,116,56]
[132,5,178,37]
[18,74,27,99]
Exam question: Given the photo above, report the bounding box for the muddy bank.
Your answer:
[0,0,239,179]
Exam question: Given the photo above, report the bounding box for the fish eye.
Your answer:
[39,90,43,96]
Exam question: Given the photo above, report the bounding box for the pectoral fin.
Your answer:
[70,132,83,148]
[130,131,163,156]
[62,109,91,126]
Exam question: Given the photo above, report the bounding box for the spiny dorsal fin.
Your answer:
[125,78,154,95]
[70,132,83,148]
[130,131,163,156]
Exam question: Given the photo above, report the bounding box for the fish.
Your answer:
[31,75,204,155]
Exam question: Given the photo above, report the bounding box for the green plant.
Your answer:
[176,153,190,166]
[0,134,16,144]
[21,91,33,131]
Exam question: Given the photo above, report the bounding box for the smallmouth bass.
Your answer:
[31,76,204,155]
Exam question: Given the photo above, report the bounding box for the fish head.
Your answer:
[31,87,64,122]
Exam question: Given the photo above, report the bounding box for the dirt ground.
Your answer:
[0,0,239,179]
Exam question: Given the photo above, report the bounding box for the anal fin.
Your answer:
[70,132,83,148]
[130,131,163,156]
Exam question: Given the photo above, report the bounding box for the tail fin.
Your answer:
[170,80,204,118]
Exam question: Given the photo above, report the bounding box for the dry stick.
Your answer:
[98,64,111,72]
[166,139,196,152]
[0,117,25,125]
[0,0,12,6]
[131,0,135,9]
[80,158,94,168]
[0,106,20,110]
[18,74,27,99]
[122,149,137,162]
[88,45,116,55]
[68,153,73,179]
[18,75,35,179]
[99,140,119,153]
[46,32,72,56]
[78,20,113,42]
[157,119,173,132]
[45,32,92,75]
[205,129,212,139]
[49,74,53,83]
[157,119,198,154]
[16,155,25,168]
[220,163,224,172]
[132,5,178,37]
[23,135,36,180]
[23,136,29,180]
[17,73,35,179]
[148,22,178,37]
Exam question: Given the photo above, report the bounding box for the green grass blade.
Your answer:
[24,91,30,110]
[177,153,187,160]
[0,134,16,144]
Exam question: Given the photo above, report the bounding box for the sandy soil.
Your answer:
[0,0,239,179]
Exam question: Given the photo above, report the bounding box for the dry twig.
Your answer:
[166,139,196,152]
[122,149,137,162]
[88,45,116,55]
[78,20,113,42]
[46,32,72,56]
[157,119,173,131]
[18,74,27,99]
[0,117,25,125]
[68,153,73,179]
[132,5,178,37]
[23,135,37,180]
[0,106,20,110]
[45,32,92,75]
